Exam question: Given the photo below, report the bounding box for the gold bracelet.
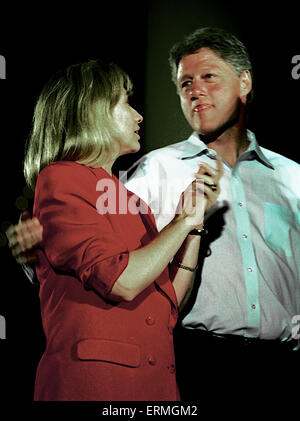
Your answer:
[176,261,198,272]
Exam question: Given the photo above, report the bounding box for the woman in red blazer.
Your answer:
[22,60,222,401]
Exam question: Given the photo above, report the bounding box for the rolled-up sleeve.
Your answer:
[34,162,129,298]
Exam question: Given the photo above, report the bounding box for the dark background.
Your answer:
[0,0,299,414]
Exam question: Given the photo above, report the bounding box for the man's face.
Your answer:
[177,48,251,137]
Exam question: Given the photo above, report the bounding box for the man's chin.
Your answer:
[196,129,220,143]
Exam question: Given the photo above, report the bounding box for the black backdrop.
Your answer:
[0,0,299,416]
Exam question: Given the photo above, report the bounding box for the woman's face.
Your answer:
[112,90,143,155]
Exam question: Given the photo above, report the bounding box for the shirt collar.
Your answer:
[178,132,211,160]
[245,130,274,169]
[178,130,275,170]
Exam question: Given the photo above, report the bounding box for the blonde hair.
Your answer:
[24,60,133,190]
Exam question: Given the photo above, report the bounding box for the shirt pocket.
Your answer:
[264,202,293,258]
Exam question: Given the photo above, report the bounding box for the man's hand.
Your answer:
[5,211,43,264]
[194,156,224,212]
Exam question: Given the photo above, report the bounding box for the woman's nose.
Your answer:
[136,111,143,123]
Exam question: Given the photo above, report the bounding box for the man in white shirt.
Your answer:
[125,27,300,404]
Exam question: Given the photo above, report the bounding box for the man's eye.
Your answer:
[181,80,192,89]
[204,73,214,79]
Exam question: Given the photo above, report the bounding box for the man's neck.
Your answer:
[201,127,249,168]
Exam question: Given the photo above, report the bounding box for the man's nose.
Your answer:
[190,81,206,100]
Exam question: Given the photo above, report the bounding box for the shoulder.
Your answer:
[147,138,190,160]
[261,147,300,172]
[38,161,105,184]
[261,148,300,195]
[134,138,190,175]
[36,161,110,196]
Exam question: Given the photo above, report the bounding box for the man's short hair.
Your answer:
[169,27,253,101]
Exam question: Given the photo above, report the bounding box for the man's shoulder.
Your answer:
[260,147,299,171]
[125,137,191,186]
[148,138,189,156]
[144,138,191,163]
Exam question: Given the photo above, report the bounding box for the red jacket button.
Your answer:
[147,355,157,366]
[146,316,155,325]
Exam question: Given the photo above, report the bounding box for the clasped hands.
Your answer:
[176,157,223,230]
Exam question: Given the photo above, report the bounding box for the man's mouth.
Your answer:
[193,104,213,113]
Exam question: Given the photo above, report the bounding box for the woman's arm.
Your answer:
[170,234,200,309]
[112,157,223,304]
[111,213,200,302]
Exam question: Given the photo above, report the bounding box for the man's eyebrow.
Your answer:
[178,74,193,83]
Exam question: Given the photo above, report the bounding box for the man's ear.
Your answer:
[240,70,252,103]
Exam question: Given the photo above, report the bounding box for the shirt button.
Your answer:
[251,304,256,310]
[247,267,253,272]
[147,355,157,366]
[146,316,155,326]
[242,234,248,239]
[207,149,217,158]
[238,202,243,207]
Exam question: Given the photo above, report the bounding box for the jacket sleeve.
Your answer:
[34,162,129,299]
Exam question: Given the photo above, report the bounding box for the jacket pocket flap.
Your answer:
[76,338,140,367]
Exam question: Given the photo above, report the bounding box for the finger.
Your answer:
[16,228,42,252]
[11,242,23,258]
[202,185,220,211]
[192,182,205,207]
[196,157,224,181]
[18,234,34,252]
[202,183,219,196]
[15,219,43,247]
[215,156,224,180]
[181,182,204,214]
[14,231,33,252]
[14,224,29,252]
[16,252,38,265]
[27,220,43,243]
[195,162,218,178]
[194,173,218,190]
[5,229,18,247]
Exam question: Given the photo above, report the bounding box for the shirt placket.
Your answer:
[231,168,260,337]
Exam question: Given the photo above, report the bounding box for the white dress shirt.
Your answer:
[125,131,300,340]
